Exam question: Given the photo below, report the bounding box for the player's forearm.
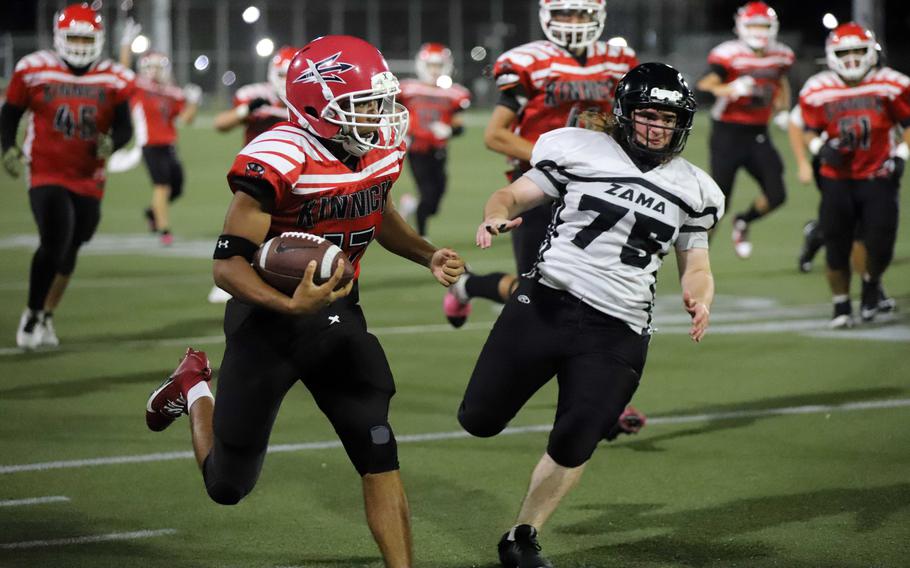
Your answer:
[680,265,715,309]
[213,257,294,313]
[214,109,243,131]
[696,74,728,98]
[0,103,25,151]
[483,187,521,221]
[787,123,810,165]
[178,105,198,126]
[775,77,791,112]
[377,206,436,267]
[483,127,533,162]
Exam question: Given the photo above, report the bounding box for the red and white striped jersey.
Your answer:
[131,77,186,147]
[493,40,638,161]
[799,67,910,180]
[233,82,288,145]
[707,39,794,125]
[398,78,471,153]
[227,122,407,279]
[5,50,135,198]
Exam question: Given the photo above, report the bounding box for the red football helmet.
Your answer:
[269,46,299,101]
[539,0,606,50]
[415,43,454,86]
[138,51,171,84]
[735,2,779,50]
[54,3,105,67]
[285,35,408,156]
[826,23,877,82]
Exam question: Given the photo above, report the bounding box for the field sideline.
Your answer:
[0,110,908,568]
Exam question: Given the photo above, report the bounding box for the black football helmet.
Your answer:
[613,62,697,162]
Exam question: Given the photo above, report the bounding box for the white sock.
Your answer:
[186,381,213,413]
[832,294,849,304]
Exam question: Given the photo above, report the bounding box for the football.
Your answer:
[252,232,354,295]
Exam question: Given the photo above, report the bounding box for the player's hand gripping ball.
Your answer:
[253,232,354,295]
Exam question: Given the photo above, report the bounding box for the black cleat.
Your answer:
[829,299,854,329]
[860,280,880,322]
[498,524,553,568]
[798,220,824,273]
[877,285,897,314]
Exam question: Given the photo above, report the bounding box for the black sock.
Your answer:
[737,205,763,224]
[465,272,507,303]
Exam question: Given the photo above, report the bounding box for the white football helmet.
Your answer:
[734,2,779,50]
[539,0,606,50]
[54,3,105,67]
[826,22,877,82]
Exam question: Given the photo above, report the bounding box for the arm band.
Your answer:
[452,124,464,137]
[213,234,259,262]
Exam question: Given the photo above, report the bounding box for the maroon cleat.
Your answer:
[145,348,212,432]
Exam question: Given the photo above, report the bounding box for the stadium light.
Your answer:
[256,38,275,57]
[607,36,628,47]
[130,34,149,54]
[242,6,261,24]
[222,71,237,86]
[194,55,210,71]
[822,13,838,29]
[436,75,453,89]
[470,46,487,62]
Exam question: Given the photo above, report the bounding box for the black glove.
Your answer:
[817,137,846,168]
[248,97,269,113]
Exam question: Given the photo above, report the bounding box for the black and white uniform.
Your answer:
[459,128,724,467]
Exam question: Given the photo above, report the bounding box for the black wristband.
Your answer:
[213,234,259,262]
[451,124,464,137]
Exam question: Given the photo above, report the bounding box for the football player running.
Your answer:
[119,40,201,246]
[144,36,464,568]
[696,2,794,259]
[1,3,135,349]
[798,23,910,328]
[397,43,471,236]
[443,0,638,324]
[459,63,723,568]
[208,46,298,302]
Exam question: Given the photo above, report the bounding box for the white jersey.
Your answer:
[523,128,725,334]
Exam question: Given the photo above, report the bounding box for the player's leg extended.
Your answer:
[305,308,411,567]
[44,192,101,313]
[738,134,786,223]
[857,179,899,320]
[415,149,447,236]
[458,279,561,438]
[707,122,743,245]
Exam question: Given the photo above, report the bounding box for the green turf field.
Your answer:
[1,111,908,568]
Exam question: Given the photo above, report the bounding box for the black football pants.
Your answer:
[407,148,447,236]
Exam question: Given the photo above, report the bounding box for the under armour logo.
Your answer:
[217,240,229,249]
[293,52,355,85]
[328,315,341,325]
[517,295,531,304]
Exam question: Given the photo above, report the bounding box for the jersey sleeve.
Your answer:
[5,64,30,108]
[227,134,304,207]
[523,128,581,198]
[492,48,534,101]
[706,45,732,82]
[798,82,827,132]
[452,85,472,113]
[886,71,910,127]
[675,167,725,251]
[111,65,137,105]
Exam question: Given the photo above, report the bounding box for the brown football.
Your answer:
[252,232,354,295]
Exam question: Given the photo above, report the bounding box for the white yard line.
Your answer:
[2,398,907,476]
[0,495,70,507]
[0,528,177,550]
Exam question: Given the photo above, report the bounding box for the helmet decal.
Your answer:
[293,52,355,86]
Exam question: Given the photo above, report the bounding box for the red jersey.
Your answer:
[227,123,406,279]
[707,39,794,126]
[398,79,471,153]
[799,67,910,180]
[233,82,288,145]
[5,50,135,198]
[493,40,637,171]
[131,77,186,147]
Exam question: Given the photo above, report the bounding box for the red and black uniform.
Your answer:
[232,82,287,145]
[493,39,638,273]
[398,78,471,235]
[203,123,408,498]
[705,39,794,216]
[132,76,186,199]
[799,67,910,276]
[1,50,134,310]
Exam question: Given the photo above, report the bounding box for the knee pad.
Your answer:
[546,404,613,468]
[765,186,786,210]
[458,403,507,438]
[347,423,399,476]
[205,480,246,506]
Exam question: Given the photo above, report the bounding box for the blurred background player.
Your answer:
[1,2,134,349]
[696,2,794,259]
[213,45,296,145]
[208,45,297,302]
[797,22,910,328]
[397,42,471,237]
[119,33,201,246]
[144,35,464,568]
[444,0,638,325]
[458,63,722,568]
